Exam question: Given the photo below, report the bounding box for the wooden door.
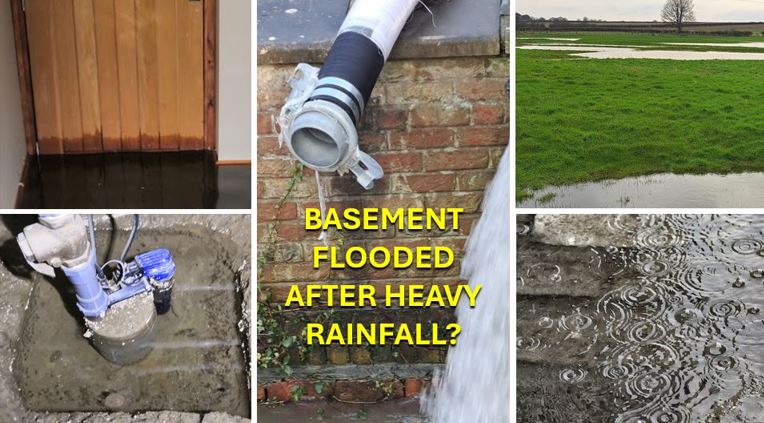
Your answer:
[25,0,205,154]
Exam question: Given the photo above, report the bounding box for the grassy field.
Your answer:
[517,32,764,200]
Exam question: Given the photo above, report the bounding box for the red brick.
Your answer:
[275,222,313,242]
[391,128,453,150]
[458,127,507,147]
[265,382,292,402]
[425,149,489,171]
[426,192,483,213]
[459,214,481,236]
[264,380,328,402]
[258,135,283,156]
[376,108,408,130]
[365,194,425,210]
[261,262,331,283]
[257,112,274,135]
[409,105,439,127]
[257,386,266,401]
[457,170,496,191]
[410,105,470,127]
[405,378,424,397]
[257,201,298,221]
[472,104,506,125]
[391,173,455,193]
[386,81,454,103]
[258,177,318,199]
[258,158,296,177]
[297,200,365,220]
[456,79,508,101]
[375,152,423,172]
[357,131,389,153]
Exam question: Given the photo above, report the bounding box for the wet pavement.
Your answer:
[518,214,764,422]
[258,398,426,423]
[518,172,764,208]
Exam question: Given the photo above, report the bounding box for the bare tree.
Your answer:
[661,0,696,33]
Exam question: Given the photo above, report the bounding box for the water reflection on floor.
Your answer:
[517,214,764,422]
[518,172,764,208]
[17,152,251,209]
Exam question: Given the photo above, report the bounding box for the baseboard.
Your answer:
[216,159,252,166]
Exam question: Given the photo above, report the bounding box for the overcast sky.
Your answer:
[518,0,764,22]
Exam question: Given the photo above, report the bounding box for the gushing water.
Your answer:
[421,150,509,422]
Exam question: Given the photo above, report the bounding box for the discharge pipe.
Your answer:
[280,0,420,189]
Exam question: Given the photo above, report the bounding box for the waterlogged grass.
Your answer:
[516,34,764,200]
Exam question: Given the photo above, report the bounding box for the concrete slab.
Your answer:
[258,0,502,64]
[257,0,348,65]
[517,240,610,298]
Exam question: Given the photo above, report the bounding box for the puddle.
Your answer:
[664,42,764,49]
[518,214,764,422]
[13,230,249,416]
[258,398,425,422]
[518,37,581,41]
[519,44,764,60]
[518,172,764,208]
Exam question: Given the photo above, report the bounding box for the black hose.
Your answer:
[119,215,140,262]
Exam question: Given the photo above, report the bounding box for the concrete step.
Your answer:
[529,214,683,249]
[517,238,619,298]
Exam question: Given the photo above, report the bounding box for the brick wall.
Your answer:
[257,56,508,372]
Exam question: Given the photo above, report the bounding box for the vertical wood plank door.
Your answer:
[25,0,205,155]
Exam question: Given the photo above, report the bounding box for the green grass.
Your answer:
[516,33,764,200]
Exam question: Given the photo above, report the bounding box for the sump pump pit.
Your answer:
[12,229,249,416]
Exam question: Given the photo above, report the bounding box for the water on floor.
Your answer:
[13,230,249,416]
[518,172,764,208]
[518,214,764,422]
[519,44,764,60]
[17,152,251,209]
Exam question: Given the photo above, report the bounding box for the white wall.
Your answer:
[217,0,252,161]
[0,5,26,208]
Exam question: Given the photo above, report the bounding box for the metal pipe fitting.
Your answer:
[280,0,419,189]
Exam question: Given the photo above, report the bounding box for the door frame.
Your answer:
[9,0,218,156]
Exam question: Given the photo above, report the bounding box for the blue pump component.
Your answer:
[62,248,109,319]
[135,248,176,282]
[60,247,177,317]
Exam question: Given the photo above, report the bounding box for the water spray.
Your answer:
[278,0,420,189]
[17,214,176,365]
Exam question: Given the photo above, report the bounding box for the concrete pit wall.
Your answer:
[256,0,509,402]
[0,214,251,422]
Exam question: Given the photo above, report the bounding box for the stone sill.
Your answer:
[257,0,507,65]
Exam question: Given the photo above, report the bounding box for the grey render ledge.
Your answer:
[257,0,503,65]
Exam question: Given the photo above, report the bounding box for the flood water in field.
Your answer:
[422,150,510,422]
[519,44,764,60]
[518,214,764,422]
[518,172,764,208]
